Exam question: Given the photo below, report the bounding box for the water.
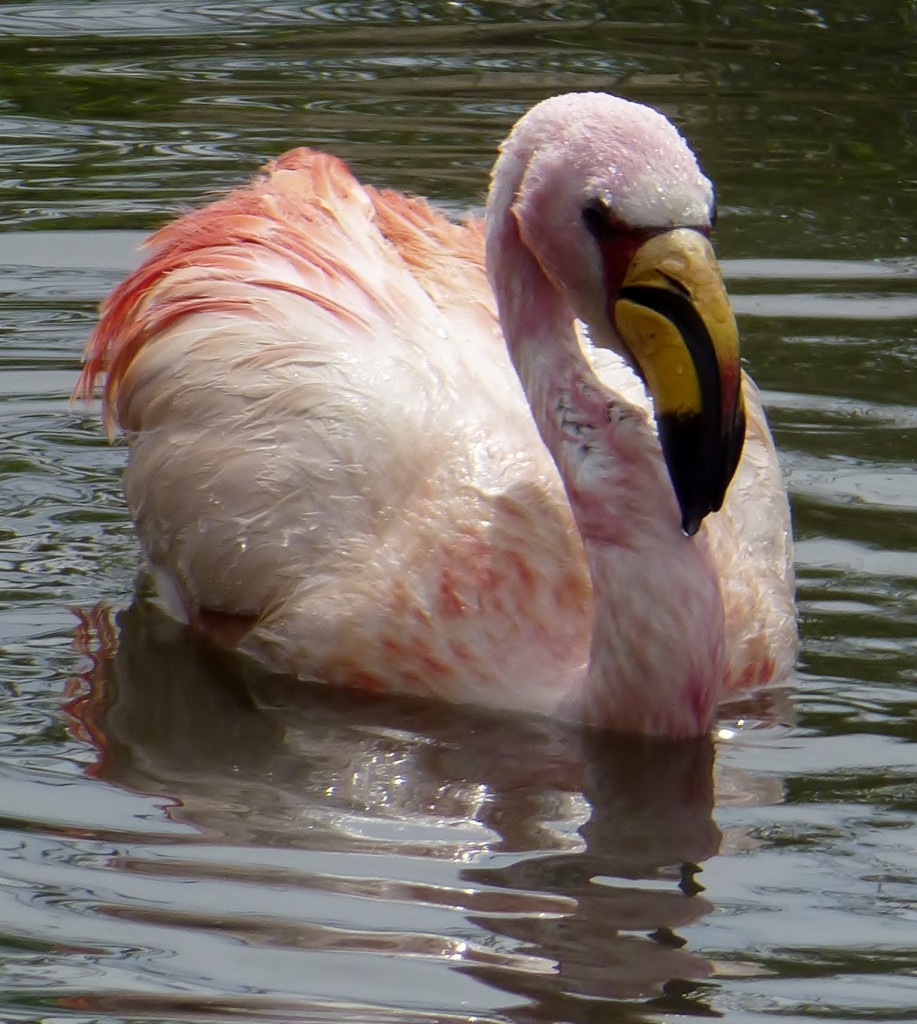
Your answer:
[1,2,915,1021]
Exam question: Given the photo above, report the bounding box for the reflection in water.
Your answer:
[63,598,739,1019]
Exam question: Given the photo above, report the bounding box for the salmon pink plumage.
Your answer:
[76,92,796,737]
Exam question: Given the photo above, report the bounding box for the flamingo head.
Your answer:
[488,92,746,536]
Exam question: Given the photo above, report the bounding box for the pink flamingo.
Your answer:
[76,92,796,738]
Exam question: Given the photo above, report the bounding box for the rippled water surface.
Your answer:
[1,2,916,1021]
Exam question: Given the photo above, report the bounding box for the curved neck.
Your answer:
[487,207,725,737]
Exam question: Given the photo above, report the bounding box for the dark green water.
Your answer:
[0,2,915,1022]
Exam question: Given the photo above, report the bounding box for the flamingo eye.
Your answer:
[581,192,617,241]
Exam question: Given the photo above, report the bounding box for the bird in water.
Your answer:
[76,92,796,738]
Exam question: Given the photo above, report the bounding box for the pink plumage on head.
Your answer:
[497,92,713,230]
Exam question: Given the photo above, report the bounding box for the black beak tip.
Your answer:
[681,511,702,538]
[660,409,742,540]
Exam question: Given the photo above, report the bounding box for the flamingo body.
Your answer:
[78,93,796,737]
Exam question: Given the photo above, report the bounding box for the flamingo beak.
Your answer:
[611,228,746,536]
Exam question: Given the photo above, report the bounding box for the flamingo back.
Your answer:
[77,148,596,712]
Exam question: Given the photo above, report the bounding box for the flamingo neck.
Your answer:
[487,210,726,738]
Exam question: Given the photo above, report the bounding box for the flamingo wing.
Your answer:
[78,148,594,708]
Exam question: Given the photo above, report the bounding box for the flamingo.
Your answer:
[76,92,796,738]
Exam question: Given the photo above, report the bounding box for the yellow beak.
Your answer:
[612,229,746,535]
